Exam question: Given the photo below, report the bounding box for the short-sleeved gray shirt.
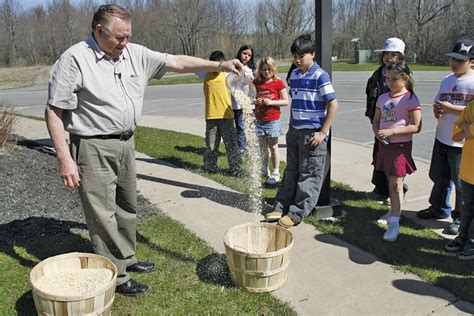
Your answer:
[47,34,170,136]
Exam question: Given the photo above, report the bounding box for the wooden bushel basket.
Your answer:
[29,252,117,316]
[224,223,294,292]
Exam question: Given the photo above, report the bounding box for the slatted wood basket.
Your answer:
[29,252,117,316]
[224,223,294,292]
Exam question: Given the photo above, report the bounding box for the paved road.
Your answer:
[2,71,450,160]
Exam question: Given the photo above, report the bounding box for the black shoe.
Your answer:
[416,208,449,219]
[116,279,150,296]
[126,261,156,273]
[445,240,464,252]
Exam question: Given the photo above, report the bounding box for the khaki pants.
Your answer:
[70,135,138,285]
[204,118,241,173]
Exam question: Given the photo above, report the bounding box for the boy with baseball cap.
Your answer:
[417,39,474,236]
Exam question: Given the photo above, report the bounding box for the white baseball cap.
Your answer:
[374,37,405,55]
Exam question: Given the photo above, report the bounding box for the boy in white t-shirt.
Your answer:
[417,39,474,235]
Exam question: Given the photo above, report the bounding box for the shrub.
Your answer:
[0,105,15,148]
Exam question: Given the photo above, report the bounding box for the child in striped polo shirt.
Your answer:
[265,34,339,228]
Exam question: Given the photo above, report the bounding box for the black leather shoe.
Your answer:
[116,279,149,296]
[126,261,156,273]
[417,208,449,219]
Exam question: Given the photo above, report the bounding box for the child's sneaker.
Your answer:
[265,211,282,222]
[458,248,474,260]
[278,215,296,228]
[377,212,391,225]
[383,223,400,242]
[266,173,280,186]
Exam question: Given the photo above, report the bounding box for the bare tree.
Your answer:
[0,0,22,66]
[254,0,314,59]
[387,0,455,62]
[165,0,216,56]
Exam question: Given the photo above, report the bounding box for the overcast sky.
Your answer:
[18,0,48,9]
[18,0,81,9]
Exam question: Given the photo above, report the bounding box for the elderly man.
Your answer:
[45,4,242,296]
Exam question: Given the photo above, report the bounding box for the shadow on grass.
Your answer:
[136,173,253,212]
[196,253,234,288]
[16,291,35,316]
[0,217,92,315]
[175,145,210,157]
[0,217,91,267]
[310,184,474,306]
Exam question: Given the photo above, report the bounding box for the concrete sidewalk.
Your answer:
[14,116,474,315]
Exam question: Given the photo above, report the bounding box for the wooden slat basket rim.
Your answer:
[29,252,117,301]
[223,223,294,258]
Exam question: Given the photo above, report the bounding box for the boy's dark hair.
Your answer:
[291,34,315,56]
[209,51,225,62]
[236,44,255,70]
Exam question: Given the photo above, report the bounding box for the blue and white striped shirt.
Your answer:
[289,63,336,129]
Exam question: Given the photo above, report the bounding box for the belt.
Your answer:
[78,131,134,141]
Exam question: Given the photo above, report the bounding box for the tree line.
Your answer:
[0,0,471,68]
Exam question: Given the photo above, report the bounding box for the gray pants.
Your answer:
[204,119,241,172]
[274,127,327,223]
[70,135,138,285]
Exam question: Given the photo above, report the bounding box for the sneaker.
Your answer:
[266,173,280,186]
[443,218,461,235]
[377,212,391,225]
[416,208,449,219]
[265,211,282,222]
[261,165,269,177]
[383,223,400,242]
[458,248,474,260]
[278,215,296,228]
[445,240,464,252]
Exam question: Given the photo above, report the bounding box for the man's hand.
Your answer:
[59,156,81,188]
[45,104,80,189]
[221,59,243,74]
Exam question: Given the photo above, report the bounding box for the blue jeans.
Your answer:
[428,139,462,219]
[233,109,246,152]
[274,127,327,223]
[454,181,474,245]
